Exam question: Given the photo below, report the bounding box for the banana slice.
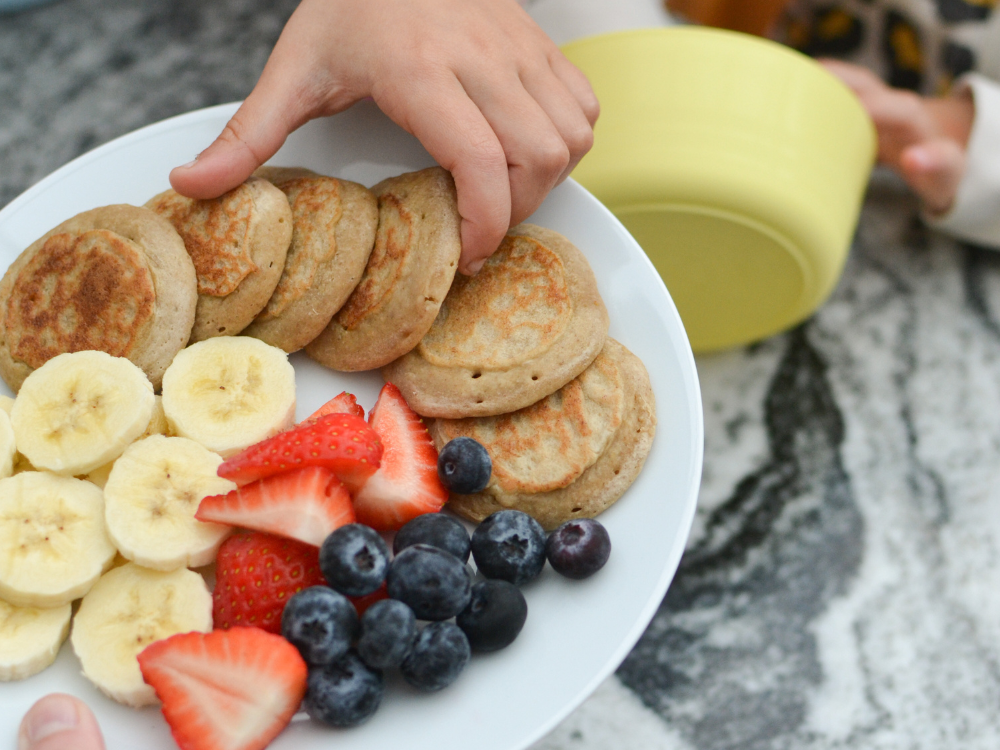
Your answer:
[0,472,116,608]
[161,336,296,457]
[11,351,154,476]
[0,598,71,681]
[143,395,170,439]
[84,396,171,489]
[104,435,234,571]
[0,409,15,480]
[71,563,212,707]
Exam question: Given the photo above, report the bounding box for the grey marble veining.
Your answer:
[3,1,1000,748]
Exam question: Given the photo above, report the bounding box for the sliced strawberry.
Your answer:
[305,391,365,422]
[198,466,355,547]
[218,412,383,491]
[349,583,389,617]
[212,530,327,633]
[352,383,448,531]
[138,627,307,750]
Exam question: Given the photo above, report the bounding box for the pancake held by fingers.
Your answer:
[146,176,292,343]
[383,223,609,418]
[242,167,378,352]
[430,339,656,530]
[0,205,196,393]
[305,167,462,371]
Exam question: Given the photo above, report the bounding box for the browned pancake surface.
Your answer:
[7,229,155,367]
[432,339,655,529]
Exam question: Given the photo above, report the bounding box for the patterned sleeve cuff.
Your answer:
[925,73,1000,249]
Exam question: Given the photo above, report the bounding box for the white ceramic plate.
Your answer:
[0,102,702,750]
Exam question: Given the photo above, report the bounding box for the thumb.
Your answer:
[168,81,300,200]
[899,138,966,215]
[18,694,106,750]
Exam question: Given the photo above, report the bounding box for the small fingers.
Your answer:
[18,694,106,750]
[378,71,511,275]
[900,138,966,215]
[460,68,571,227]
[520,62,596,185]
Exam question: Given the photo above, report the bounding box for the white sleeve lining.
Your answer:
[925,73,1000,249]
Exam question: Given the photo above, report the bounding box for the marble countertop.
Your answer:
[4,1,1000,748]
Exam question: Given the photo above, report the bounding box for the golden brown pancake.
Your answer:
[241,167,378,352]
[305,167,461,371]
[383,223,609,418]
[0,204,197,392]
[146,176,292,343]
[430,339,655,529]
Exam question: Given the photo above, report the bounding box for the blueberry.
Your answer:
[545,519,611,580]
[281,586,359,665]
[470,510,546,585]
[357,599,416,670]
[304,650,384,727]
[393,513,471,563]
[437,437,492,494]
[320,524,390,597]
[386,544,472,621]
[400,622,471,692]
[456,580,527,653]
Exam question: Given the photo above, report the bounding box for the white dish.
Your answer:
[0,102,703,750]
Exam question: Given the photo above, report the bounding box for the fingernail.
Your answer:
[20,695,79,749]
[178,158,198,169]
[466,258,486,275]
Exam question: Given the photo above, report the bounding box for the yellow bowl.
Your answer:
[563,27,876,352]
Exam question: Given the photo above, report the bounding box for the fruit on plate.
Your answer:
[104,435,235,570]
[386,544,472,621]
[71,563,212,707]
[470,510,547,585]
[545,518,611,580]
[352,383,448,531]
[281,585,359,665]
[436,437,492,495]
[217,412,382,491]
[138,627,308,750]
[319,524,390,598]
[197,465,355,547]
[306,391,365,421]
[161,336,296,458]
[455,579,527,653]
[393,512,471,563]
[356,598,416,670]
[0,472,116,608]
[304,649,384,728]
[399,621,471,692]
[212,530,327,633]
[0,599,72,681]
[0,409,14,480]
[11,350,154,476]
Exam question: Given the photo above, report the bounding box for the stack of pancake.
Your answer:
[0,165,655,528]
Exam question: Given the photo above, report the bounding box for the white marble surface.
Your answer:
[3,1,1000,748]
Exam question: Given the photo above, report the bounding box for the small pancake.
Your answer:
[430,339,656,530]
[241,167,378,352]
[146,176,292,343]
[305,167,461,371]
[0,204,197,393]
[383,223,609,418]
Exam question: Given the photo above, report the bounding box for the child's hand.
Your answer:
[168,0,599,275]
[820,60,974,215]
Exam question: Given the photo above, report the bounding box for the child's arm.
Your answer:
[169,0,599,275]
